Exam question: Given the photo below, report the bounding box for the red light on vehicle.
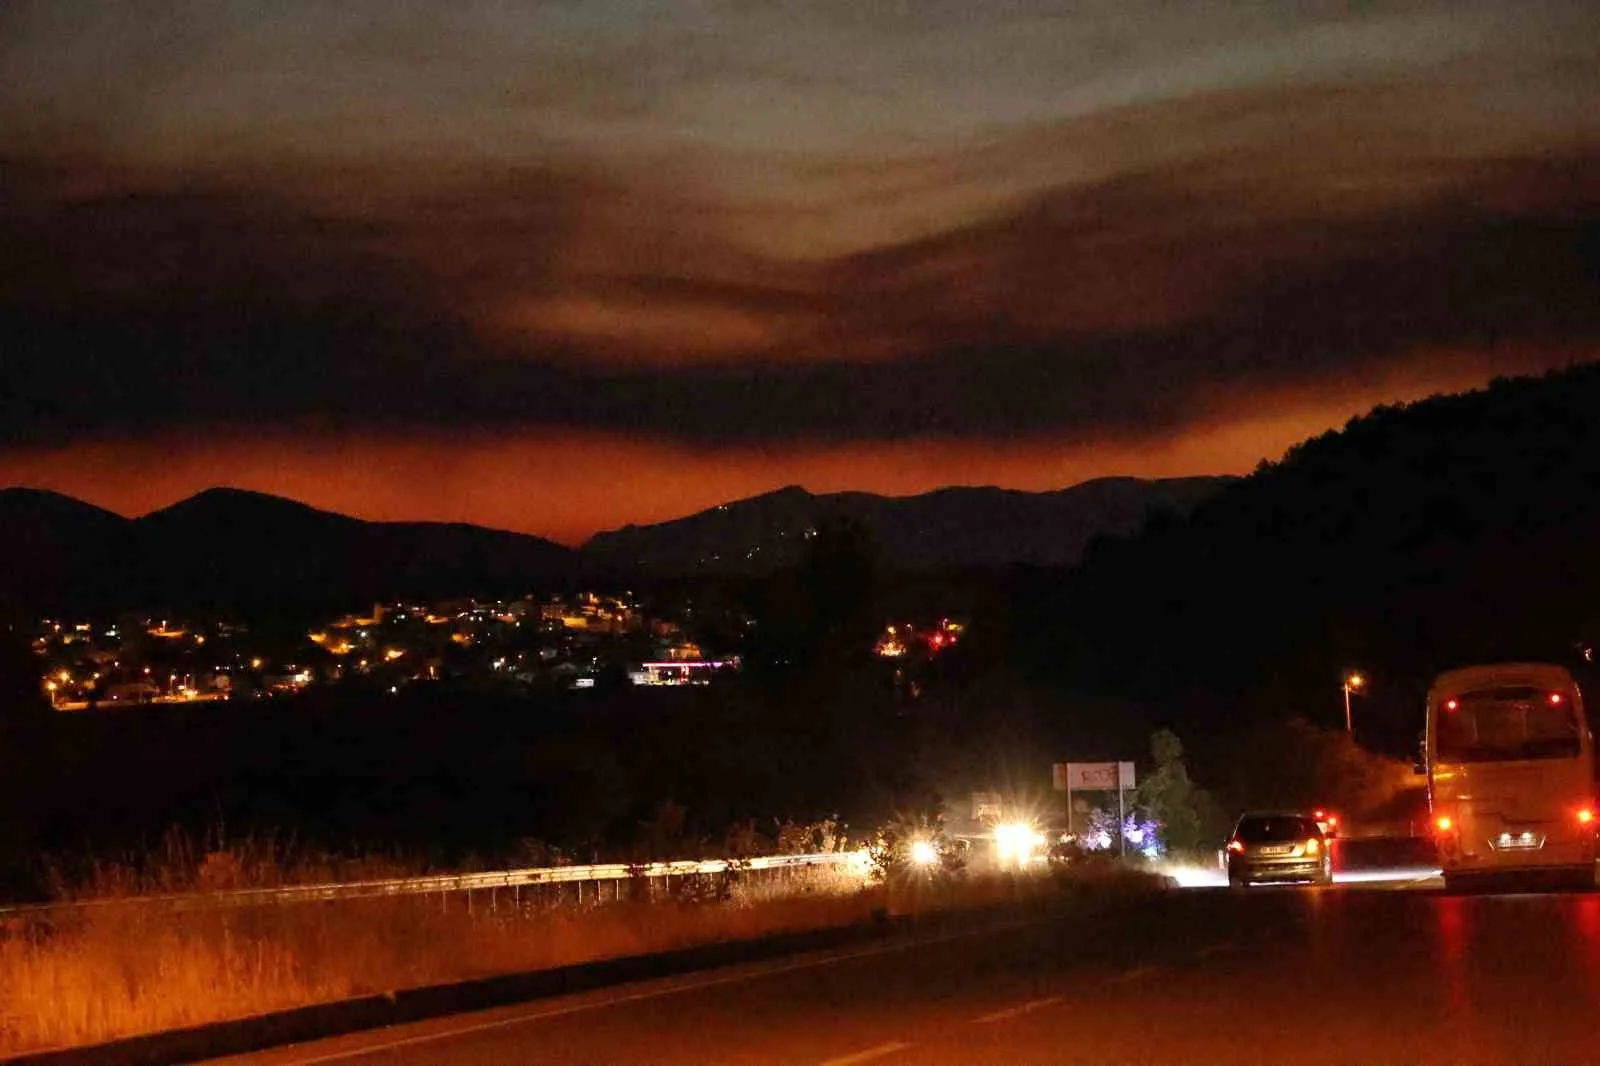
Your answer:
[1226,839,1245,854]
[1326,814,1339,827]
[1550,692,1565,706]
[1445,698,1459,712]
[1436,815,1454,833]
[1305,838,1321,855]
[1313,808,1326,819]
[1578,808,1595,825]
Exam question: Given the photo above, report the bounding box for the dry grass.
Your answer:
[42,830,428,901]
[0,866,883,1055]
[0,861,1081,1056]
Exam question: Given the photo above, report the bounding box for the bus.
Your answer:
[1426,662,1597,889]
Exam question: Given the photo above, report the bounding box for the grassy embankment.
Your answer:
[0,863,874,1055]
[0,833,1175,1059]
[0,859,1110,1056]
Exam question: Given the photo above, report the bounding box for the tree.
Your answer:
[751,514,882,678]
[635,799,690,861]
[0,627,48,723]
[0,626,52,894]
[866,800,965,883]
[1134,729,1220,856]
[1211,717,1413,818]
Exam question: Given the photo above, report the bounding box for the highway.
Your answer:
[208,864,1600,1066]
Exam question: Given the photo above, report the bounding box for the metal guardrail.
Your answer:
[0,850,869,919]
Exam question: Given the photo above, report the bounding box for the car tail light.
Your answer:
[1445,698,1459,712]
[1226,839,1244,853]
[1313,808,1326,819]
[1550,692,1565,706]
[1436,815,1454,833]
[1305,838,1321,855]
[1578,808,1595,826]
[1326,814,1339,827]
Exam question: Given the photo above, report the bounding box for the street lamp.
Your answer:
[1342,672,1366,733]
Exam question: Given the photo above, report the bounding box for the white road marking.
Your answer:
[972,994,1066,1024]
[818,1040,913,1065]
[1333,867,1443,885]
[1107,965,1163,984]
[261,922,1021,1065]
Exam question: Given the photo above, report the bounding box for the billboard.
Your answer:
[1052,761,1136,791]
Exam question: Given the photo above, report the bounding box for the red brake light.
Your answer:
[1445,698,1459,712]
[1326,814,1339,827]
[1313,808,1326,819]
[1550,692,1565,706]
[1305,838,1320,855]
[1436,815,1454,833]
[1226,839,1245,854]
[1578,808,1595,825]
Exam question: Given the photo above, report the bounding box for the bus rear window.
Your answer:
[1436,686,1582,762]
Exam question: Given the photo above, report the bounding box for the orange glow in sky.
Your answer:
[0,350,1547,545]
[3,3,1598,540]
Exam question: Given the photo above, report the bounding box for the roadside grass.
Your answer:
[1048,854,1181,895]
[39,830,429,901]
[0,855,1125,1056]
[0,865,879,1055]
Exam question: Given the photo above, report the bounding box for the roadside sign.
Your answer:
[1055,761,1137,856]
[1057,761,1136,791]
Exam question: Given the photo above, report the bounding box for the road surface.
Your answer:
[208,867,1600,1066]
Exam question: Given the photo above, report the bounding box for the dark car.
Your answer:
[1226,811,1332,887]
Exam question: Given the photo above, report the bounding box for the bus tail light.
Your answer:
[1578,808,1595,826]
[1436,815,1454,833]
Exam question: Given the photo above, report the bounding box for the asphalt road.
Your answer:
[207,859,1600,1066]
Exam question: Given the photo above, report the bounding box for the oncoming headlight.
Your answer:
[994,821,1042,865]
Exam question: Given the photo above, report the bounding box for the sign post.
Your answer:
[1120,755,1132,857]
[1054,761,1137,849]
[1051,763,1071,835]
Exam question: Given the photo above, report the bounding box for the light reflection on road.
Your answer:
[1332,866,1442,885]
[1159,864,1443,888]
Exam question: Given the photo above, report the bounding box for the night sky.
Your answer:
[3,2,1598,545]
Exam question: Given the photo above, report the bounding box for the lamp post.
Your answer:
[1342,672,1366,733]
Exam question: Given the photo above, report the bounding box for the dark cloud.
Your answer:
[2,148,1598,452]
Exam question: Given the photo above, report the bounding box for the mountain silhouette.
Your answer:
[0,488,134,613]
[583,477,1233,574]
[0,476,1235,613]
[1053,360,1600,750]
[0,487,580,615]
